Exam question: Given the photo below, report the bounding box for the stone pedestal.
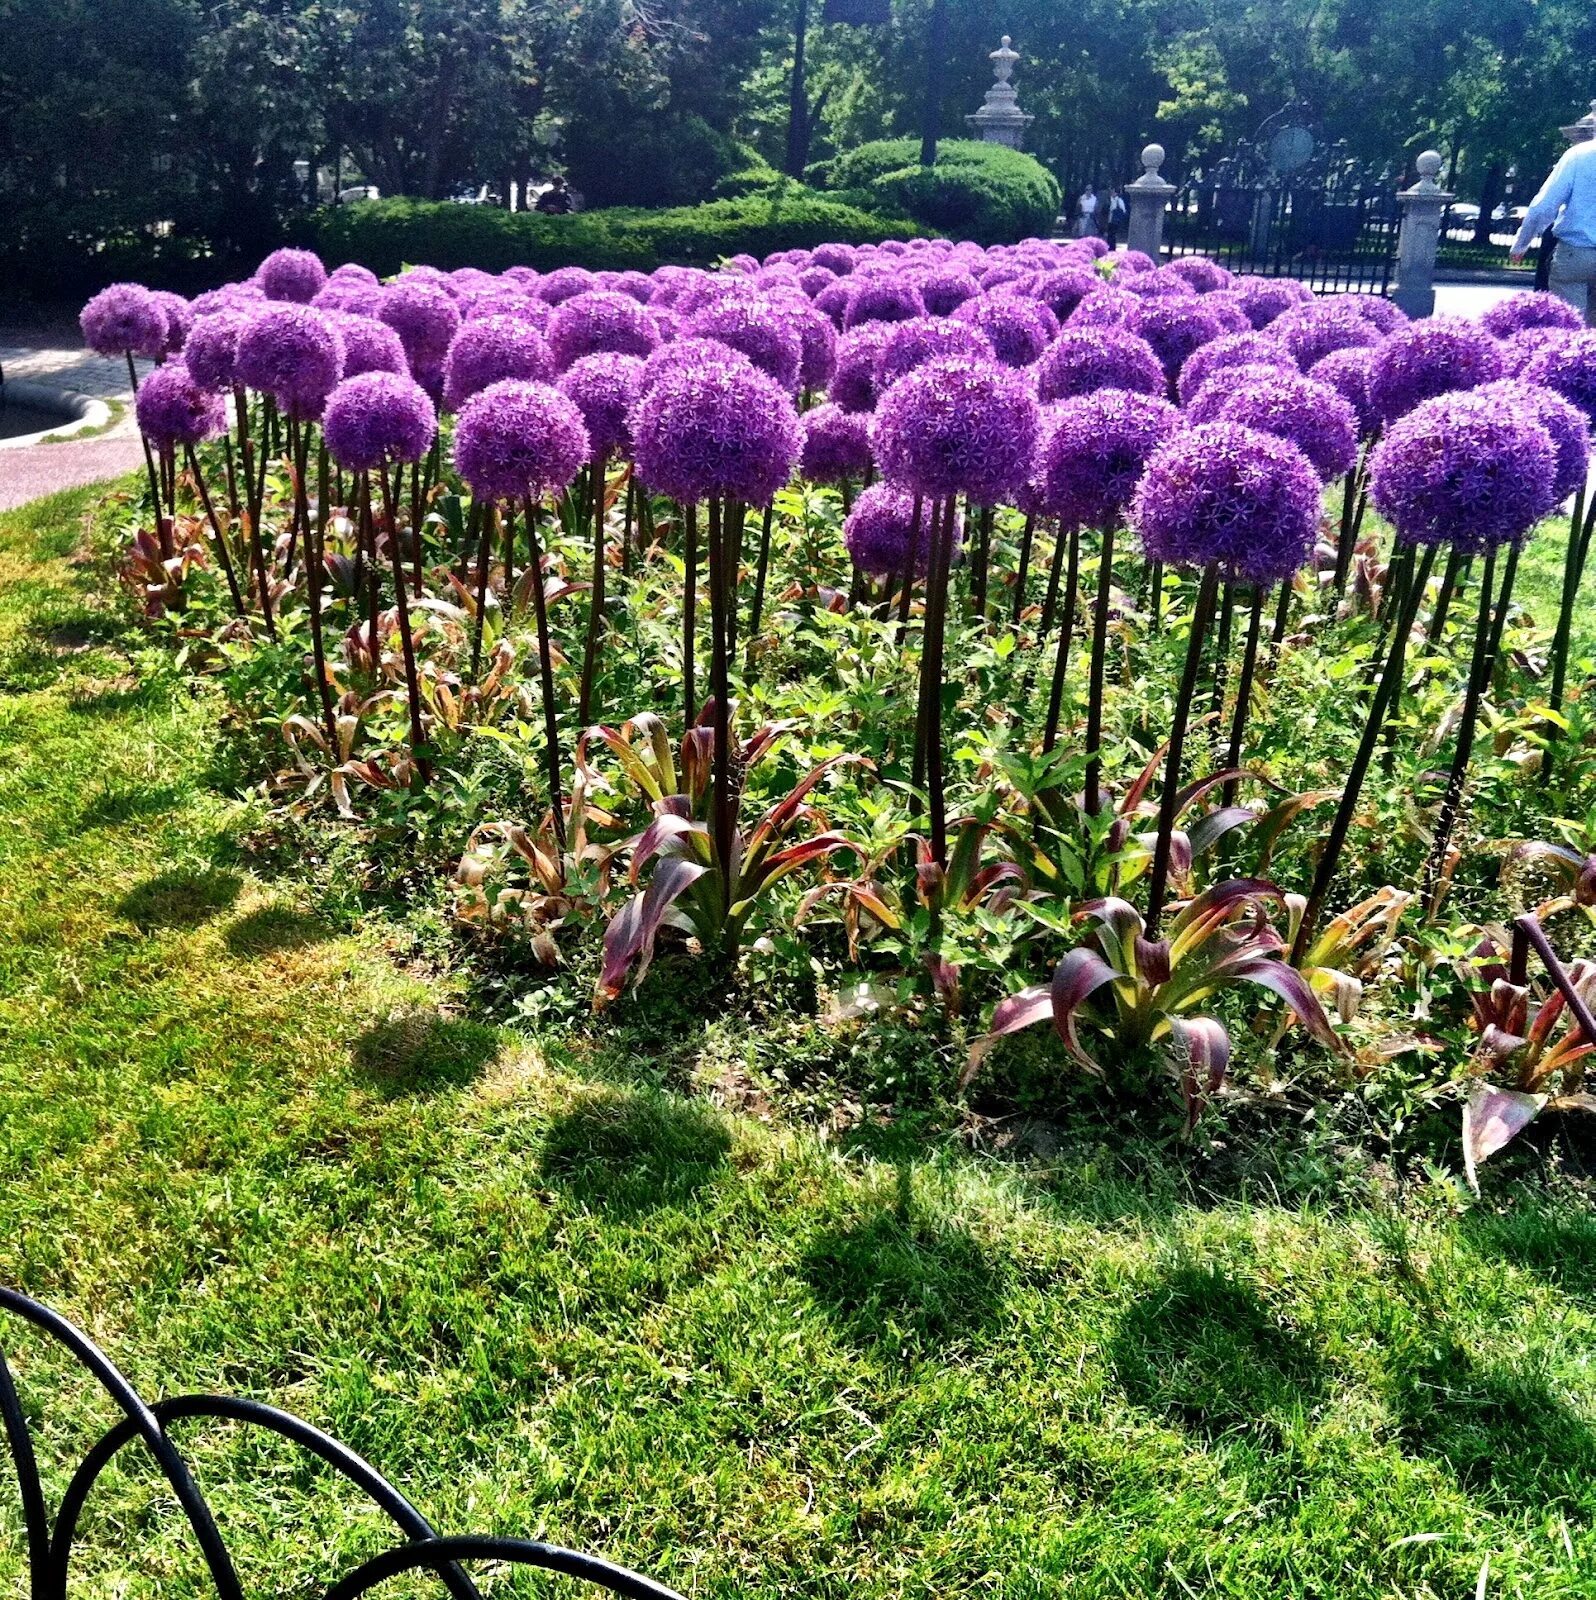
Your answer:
[1125,144,1177,262]
[965,36,1033,149]
[1392,150,1452,319]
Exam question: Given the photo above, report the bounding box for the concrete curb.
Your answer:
[0,378,114,450]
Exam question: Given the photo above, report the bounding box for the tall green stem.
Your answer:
[521,495,566,849]
[1083,520,1117,814]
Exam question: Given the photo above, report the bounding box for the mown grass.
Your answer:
[2,486,1596,1597]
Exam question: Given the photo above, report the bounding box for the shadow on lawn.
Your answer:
[223,904,333,958]
[1460,1198,1596,1309]
[540,1087,732,1215]
[1109,1262,1328,1445]
[352,1010,502,1098]
[79,781,186,829]
[117,867,243,930]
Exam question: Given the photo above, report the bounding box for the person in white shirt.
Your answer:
[1076,185,1098,238]
[1511,137,1596,324]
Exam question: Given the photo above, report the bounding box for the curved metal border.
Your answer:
[321,1537,685,1600]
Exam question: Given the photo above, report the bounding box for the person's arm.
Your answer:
[1512,151,1576,259]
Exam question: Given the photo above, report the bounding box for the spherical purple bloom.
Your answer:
[920,268,982,316]
[1231,276,1315,329]
[1034,327,1165,403]
[1164,257,1233,293]
[545,290,661,371]
[829,322,899,413]
[810,242,859,275]
[466,292,551,330]
[329,263,380,286]
[80,283,168,359]
[235,304,345,417]
[1175,331,1295,406]
[322,372,437,473]
[538,267,599,307]
[952,294,1057,368]
[800,403,874,485]
[191,283,263,318]
[135,362,225,451]
[1482,291,1586,340]
[1067,287,1145,332]
[683,297,803,392]
[1102,249,1156,277]
[873,356,1040,504]
[1034,390,1182,527]
[798,265,838,299]
[1134,423,1322,585]
[1269,300,1381,371]
[453,380,589,502]
[1371,390,1558,553]
[328,313,409,379]
[1024,267,1102,323]
[1339,293,1409,335]
[843,276,926,330]
[183,307,254,393]
[380,280,462,370]
[632,362,801,506]
[977,264,1029,293]
[1196,291,1252,335]
[814,281,854,328]
[1369,316,1504,425]
[1184,362,1316,424]
[1200,370,1360,481]
[1500,327,1574,378]
[874,317,994,393]
[760,293,838,390]
[256,248,328,305]
[149,291,192,358]
[1475,379,1591,502]
[1308,347,1379,437]
[1524,331,1596,422]
[1122,269,1198,300]
[443,315,556,411]
[557,352,645,460]
[843,483,960,578]
[1136,298,1226,380]
[638,337,757,397]
[311,280,385,317]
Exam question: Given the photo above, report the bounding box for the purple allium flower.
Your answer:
[329,263,380,286]
[1136,298,1226,380]
[843,483,960,578]
[1198,291,1253,335]
[135,362,226,450]
[639,337,757,396]
[1122,268,1198,300]
[814,281,854,328]
[80,283,168,359]
[874,317,995,393]
[631,362,801,506]
[1034,327,1166,403]
[1500,327,1574,378]
[1524,330,1596,422]
[1371,390,1558,552]
[1067,287,1145,332]
[150,292,192,358]
[190,283,263,318]
[920,268,982,316]
[328,313,409,379]
[311,279,386,317]
[380,280,462,370]
[235,304,345,418]
[1034,390,1182,527]
[1482,291,1586,340]
[761,293,838,390]
[1024,267,1102,323]
[843,276,926,330]
[800,403,874,485]
[1231,276,1315,329]
[1175,331,1295,406]
[1103,249,1156,277]
[1339,293,1409,334]
[546,290,661,370]
[830,321,899,413]
[503,266,541,290]
[322,372,437,473]
[683,296,803,392]
[1475,379,1591,502]
[183,307,254,393]
[798,265,838,298]
[538,266,600,306]
[1309,347,1379,437]
[256,247,328,305]
[1133,422,1322,586]
[810,242,859,275]
[1269,300,1381,371]
[466,292,551,330]
[952,294,1058,368]
[443,315,556,411]
[872,356,1040,504]
[453,380,589,502]
[557,352,645,460]
[1199,370,1360,481]
[611,271,656,304]
[1369,316,1504,425]
[1164,256,1233,293]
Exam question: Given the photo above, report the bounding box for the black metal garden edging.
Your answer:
[0,1289,683,1600]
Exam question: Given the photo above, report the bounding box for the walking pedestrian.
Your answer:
[1511,136,1596,324]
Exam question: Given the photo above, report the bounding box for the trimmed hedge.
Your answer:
[307,188,927,277]
[821,139,1061,245]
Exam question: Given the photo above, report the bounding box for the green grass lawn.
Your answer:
[4,485,1596,1597]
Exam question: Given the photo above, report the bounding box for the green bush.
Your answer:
[307,189,927,277]
[824,139,1061,244]
[564,112,769,210]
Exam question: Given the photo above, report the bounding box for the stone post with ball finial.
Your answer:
[1392,150,1452,318]
[1125,144,1177,262]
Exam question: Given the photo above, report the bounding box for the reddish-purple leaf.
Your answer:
[1462,1081,1546,1192]
[964,985,1054,1083]
[1050,946,1120,1072]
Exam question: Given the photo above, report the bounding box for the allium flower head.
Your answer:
[684,296,804,392]
[1034,390,1182,527]
[1122,269,1197,300]
[1198,370,1359,481]
[312,280,385,317]
[1500,327,1574,378]
[1035,327,1165,403]
[814,281,854,327]
[1198,291,1253,334]
[453,380,590,501]
[920,268,982,316]
[761,294,838,390]
[639,336,758,396]
[1482,291,1586,340]
[843,276,926,330]
[1340,293,1409,334]
[1371,389,1558,552]
[183,307,254,392]
[631,361,802,506]
[380,280,462,369]
[1475,379,1591,502]
[322,372,437,473]
[1067,287,1144,332]
[443,315,555,411]
[1369,316,1504,425]
[1024,267,1102,323]
[135,362,225,450]
[81,283,168,359]
[1164,257,1233,293]
[235,304,345,417]
[329,313,409,379]
[1308,347,1379,437]
[557,352,646,460]
[830,321,899,413]
[1136,298,1226,380]
[546,290,661,370]
[538,266,600,306]
[873,356,1040,504]
[874,317,994,393]
[810,243,859,275]
[800,403,873,485]
[256,248,328,304]
[190,283,263,318]
[1102,249,1156,277]
[1231,276,1314,329]
[843,483,960,578]
[467,292,552,330]
[952,294,1058,368]
[1133,422,1322,585]
[1184,362,1303,422]
[1269,300,1380,371]
[1524,330,1596,422]
[798,265,838,299]
[1175,331,1294,406]
[150,292,192,358]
